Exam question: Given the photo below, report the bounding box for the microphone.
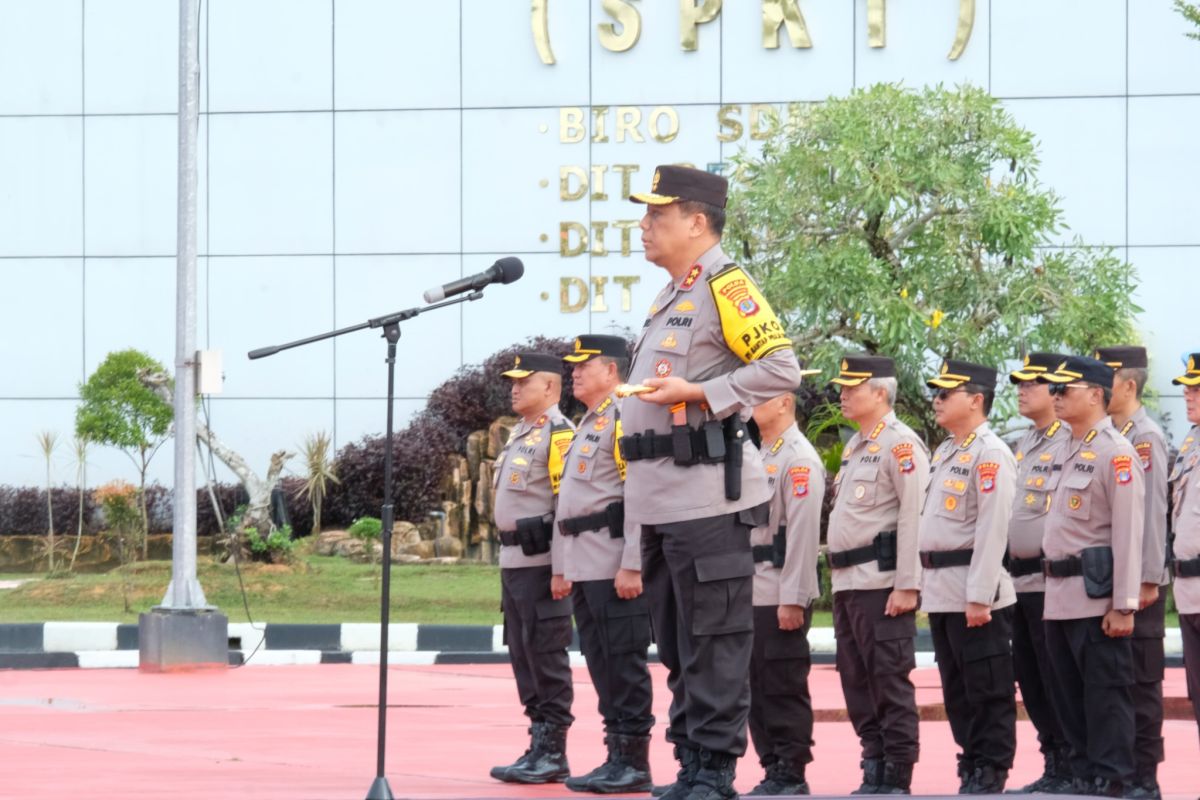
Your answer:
[423,257,524,303]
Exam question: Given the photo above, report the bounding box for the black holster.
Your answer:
[1080,545,1114,599]
[875,530,898,572]
[515,514,554,556]
[723,416,745,501]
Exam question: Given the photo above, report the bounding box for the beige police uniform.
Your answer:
[1041,415,1144,788]
[746,424,824,782]
[1170,426,1200,749]
[623,243,802,760]
[920,422,1018,777]
[492,403,576,729]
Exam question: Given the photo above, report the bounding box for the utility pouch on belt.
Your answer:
[516,515,553,557]
[703,420,726,462]
[875,530,898,572]
[1080,545,1114,599]
[770,526,787,568]
[605,501,625,539]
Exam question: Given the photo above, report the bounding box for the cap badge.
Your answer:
[651,169,661,191]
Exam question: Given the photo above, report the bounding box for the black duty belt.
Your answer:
[498,529,519,547]
[558,502,625,539]
[619,418,747,465]
[1174,556,1200,579]
[919,549,973,569]
[751,526,787,568]
[829,542,876,569]
[1043,556,1083,578]
[1007,553,1045,578]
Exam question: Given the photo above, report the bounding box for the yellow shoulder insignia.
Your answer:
[595,397,613,415]
[770,437,785,454]
[869,421,886,440]
[613,417,627,481]
[1045,421,1061,439]
[1119,419,1135,437]
[707,266,792,364]
[548,422,574,495]
[1084,429,1098,444]
[959,432,977,450]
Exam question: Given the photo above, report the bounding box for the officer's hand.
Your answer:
[1138,582,1159,610]
[965,602,992,627]
[777,605,805,631]
[637,377,705,406]
[614,568,643,599]
[550,574,573,600]
[885,589,919,617]
[1102,609,1135,637]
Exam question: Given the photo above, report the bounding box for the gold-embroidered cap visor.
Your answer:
[926,373,971,389]
[629,191,680,206]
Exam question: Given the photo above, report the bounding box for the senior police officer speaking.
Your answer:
[489,352,577,785]
[620,164,803,800]
[1038,355,1145,797]
[826,355,928,795]
[552,334,656,794]
[1167,354,1200,755]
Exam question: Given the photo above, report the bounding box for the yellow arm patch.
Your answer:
[707,266,791,363]
[548,423,574,495]
[613,417,627,481]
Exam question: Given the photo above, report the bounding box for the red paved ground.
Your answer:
[1,663,1196,799]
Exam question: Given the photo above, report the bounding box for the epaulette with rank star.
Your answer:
[959,432,977,449]
[770,437,785,454]
[1045,421,1062,439]
[869,421,886,440]
[595,397,613,415]
[679,264,704,291]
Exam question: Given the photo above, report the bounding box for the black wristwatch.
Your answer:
[1116,608,1135,616]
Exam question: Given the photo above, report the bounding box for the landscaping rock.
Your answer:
[465,430,486,480]
[487,417,517,459]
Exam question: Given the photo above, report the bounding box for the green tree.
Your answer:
[726,83,1140,441]
[1176,0,1200,39]
[75,349,173,557]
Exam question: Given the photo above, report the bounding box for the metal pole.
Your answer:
[163,0,206,609]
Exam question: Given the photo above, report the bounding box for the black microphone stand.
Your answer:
[249,290,484,800]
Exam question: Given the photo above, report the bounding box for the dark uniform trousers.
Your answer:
[832,588,920,764]
[748,604,814,772]
[1183,612,1200,748]
[1011,592,1066,755]
[501,565,575,727]
[929,606,1017,770]
[572,579,655,736]
[641,508,761,757]
[1131,592,1166,769]
[1044,616,1136,783]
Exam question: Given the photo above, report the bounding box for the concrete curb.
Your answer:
[0,623,1186,671]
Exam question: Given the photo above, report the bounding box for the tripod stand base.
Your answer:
[365,776,395,800]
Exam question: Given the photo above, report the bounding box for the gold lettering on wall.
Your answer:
[611,220,639,255]
[717,105,743,143]
[560,107,585,143]
[532,0,555,64]
[679,0,722,51]
[613,275,641,310]
[613,164,639,199]
[615,107,644,143]
[560,222,588,257]
[649,107,680,143]
[599,0,642,53]
[762,0,812,49]
[560,166,588,201]
[590,276,610,311]
[561,277,588,312]
[948,0,976,61]
[867,0,886,48]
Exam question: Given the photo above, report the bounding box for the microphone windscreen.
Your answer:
[423,287,445,303]
[495,257,524,284]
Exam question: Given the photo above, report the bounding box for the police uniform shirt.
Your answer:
[827,411,930,594]
[1119,406,1171,586]
[1042,417,1145,620]
[1008,420,1071,593]
[919,423,1017,613]
[751,423,825,607]
[1170,427,1200,614]
[493,404,574,569]
[621,244,803,527]
[551,394,640,581]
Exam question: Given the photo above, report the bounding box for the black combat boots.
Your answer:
[567,733,653,793]
[1006,749,1073,794]
[747,760,809,796]
[652,744,699,799]
[850,758,884,794]
[962,763,1007,794]
[502,722,570,784]
[878,761,913,795]
[683,750,738,800]
[489,722,541,782]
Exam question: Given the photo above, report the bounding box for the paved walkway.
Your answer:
[1,663,1196,799]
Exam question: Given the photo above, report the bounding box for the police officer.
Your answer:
[489,352,576,784]
[1096,345,1170,800]
[827,355,928,795]
[1005,352,1073,794]
[744,388,824,796]
[1038,355,1144,797]
[621,165,803,800]
[551,335,655,794]
[1168,354,1200,755]
[920,359,1017,794]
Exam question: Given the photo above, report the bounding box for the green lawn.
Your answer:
[0,555,505,625]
